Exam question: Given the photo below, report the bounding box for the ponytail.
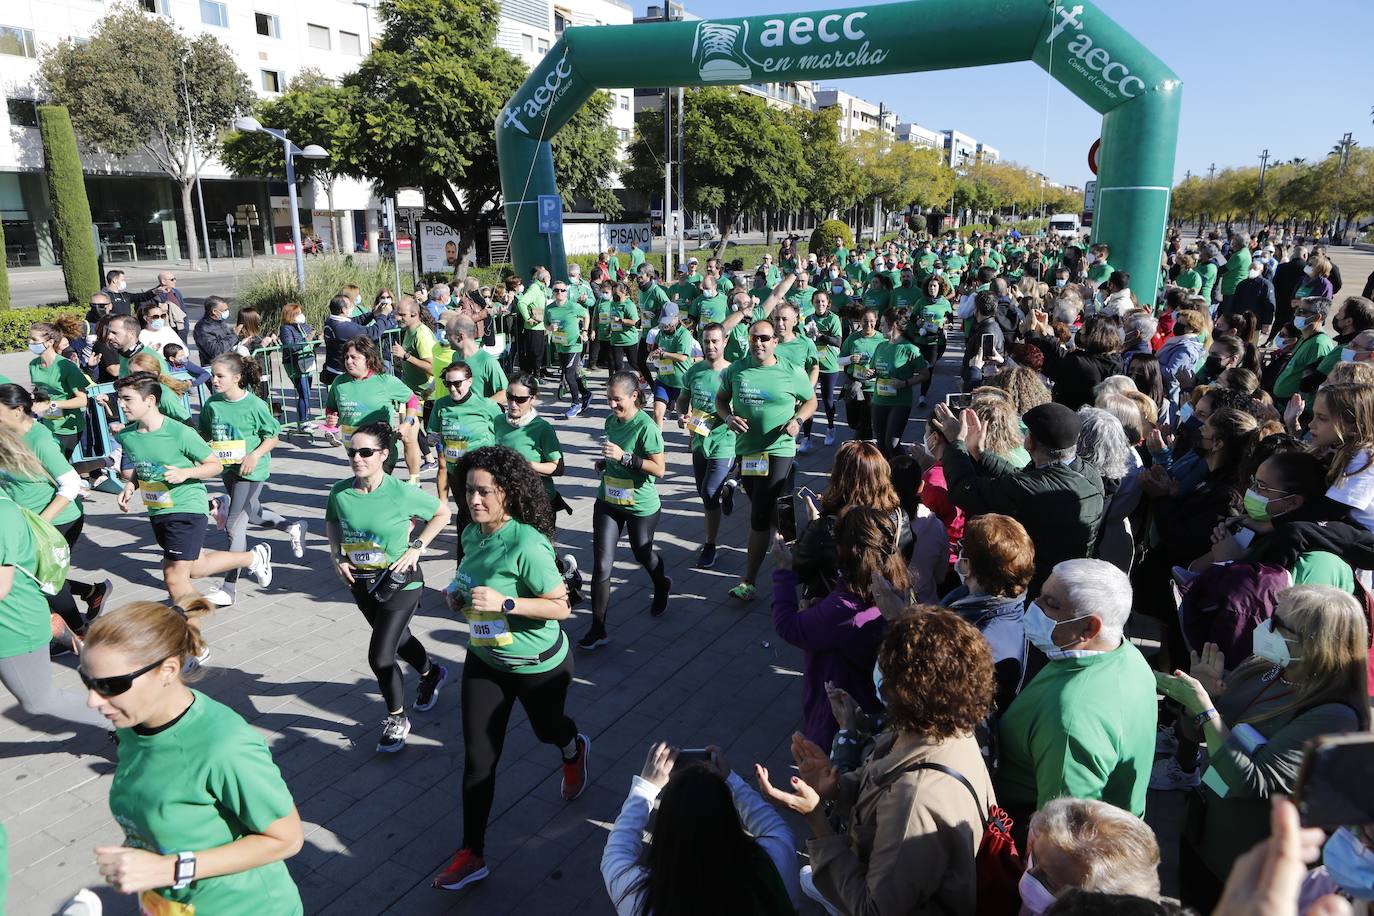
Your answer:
[211,352,262,392]
[84,596,216,680]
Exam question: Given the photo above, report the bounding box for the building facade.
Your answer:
[814,88,896,142]
[0,0,631,269]
[896,121,942,151]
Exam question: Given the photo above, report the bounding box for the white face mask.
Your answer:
[294,315,307,325]
[1248,266,1262,278]
[1304,265,1315,277]
[1252,618,1300,667]
[115,280,127,292]
[1017,866,1059,915]
[1024,601,1093,659]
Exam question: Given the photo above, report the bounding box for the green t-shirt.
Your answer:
[495,415,563,499]
[1175,268,1202,292]
[861,286,891,314]
[118,344,170,378]
[872,339,927,407]
[566,278,595,309]
[667,280,698,304]
[426,392,503,466]
[719,357,813,458]
[724,305,769,363]
[682,360,736,459]
[324,372,415,434]
[810,312,844,374]
[785,285,817,318]
[29,356,89,437]
[198,392,280,482]
[515,283,547,332]
[1274,333,1337,401]
[610,298,641,347]
[400,323,438,396]
[326,473,440,581]
[1087,261,1114,285]
[1198,262,1219,302]
[775,334,819,376]
[453,519,567,674]
[0,423,81,526]
[638,282,670,328]
[599,409,664,516]
[109,691,303,915]
[630,246,646,269]
[891,285,922,312]
[464,348,508,401]
[917,296,953,326]
[692,292,729,326]
[844,261,870,284]
[651,324,696,388]
[116,418,212,517]
[544,301,589,354]
[840,331,883,391]
[158,383,191,423]
[0,495,47,659]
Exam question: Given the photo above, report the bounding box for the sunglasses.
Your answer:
[750,334,775,343]
[79,658,161,697]
[508,394,534,404]
[553,288,568,293]
[346,447,383,459]
[147,313,166,320]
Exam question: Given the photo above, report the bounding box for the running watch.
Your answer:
[502,597,516,613]
[173,851,196,889]
[409,538,425,550]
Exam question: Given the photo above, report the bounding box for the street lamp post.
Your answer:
[233,116,329,290]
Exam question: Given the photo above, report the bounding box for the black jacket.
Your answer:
[1030,333,1122,411]
[1362,268,1374,301]
[1233,276,1276,326]
[1272,259,1307,328]
[101,286,158,316]
[193,315,240,363]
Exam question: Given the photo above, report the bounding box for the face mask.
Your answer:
[1294,316,1308,330]
[1304,265,1315,277]
[1323,827,1374,900]
[954,557,970,585]
[355,295,363,306]
[1273,336,1286,349]
[1024,601,1092,659]
[1343,348,1358,363]
[115,280,127,293]
[27,342,47,355]
[294,315,307,325]
[380,298,393,307]
[1252,617,1300,667]
[150,319,165,331]
[1017,868,1059,915]
[1055,278,1067,288]
[1243,488,1273,522]
[829,270,839,279]
[1248,267,1263,278]
[1203,354,1225,377]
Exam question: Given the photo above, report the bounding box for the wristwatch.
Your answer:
[501,596,516,613]
[408,537,425,550]
[172,851,196,889]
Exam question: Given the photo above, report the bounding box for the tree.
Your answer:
[335,0,620,275]
[38,6,254,270]
[0,231,8,309]
[624,87,805,252]
[220,69,360,251]
[37,105,100,305]
[791,107,864,219]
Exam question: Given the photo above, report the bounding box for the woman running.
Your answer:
[912,273,953,408]
[838,308,882,443]
[0,485,109,730]
[323,336,423,477]
[27,319,90,459]
[326,422,451,753]
[81,598,304,912]
[606,281,641,380]
[429,361,504,566]
[432,446,588,892]
[113,373,272,604]
[802,290,844,448]
[870,308,929,458]
[579,371,671,650]
[200,354,305,606]
[127,350,193,424]
[493,373,567,520]
[676,323,738,570]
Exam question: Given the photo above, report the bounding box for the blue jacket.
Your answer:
[1157,333,1204,407]
[941,585,1027,715]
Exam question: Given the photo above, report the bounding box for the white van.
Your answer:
[1049,213,1081,239]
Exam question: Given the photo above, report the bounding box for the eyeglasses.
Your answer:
[750,334,775,343]
[79,658,162,697]
[346,447,383,459]
[553,287,568,293]
[508,394,534,404]
[1248,476,1292,498]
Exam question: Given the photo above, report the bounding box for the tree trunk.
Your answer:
[179,179,201,270]
[326,180,341,254]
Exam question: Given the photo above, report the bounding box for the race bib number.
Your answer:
[140,891,194,915]
[210,439,246,464]
[640,317,653,330]
[443,438,469,461]
[683,408,714,437]
[344,541,387,569]
[340,422,358,435]
[464,609,513,647]
[603,475,635,507]
[657,357,676,374]
[876,379,898,397]
[742,454,770,477]
[550,328,570,347]
[42,402,63,419]
[138,480,173,508]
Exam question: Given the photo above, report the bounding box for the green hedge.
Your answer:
[0,306,82,352]
[234,257,404,332]
[810,220,854,258]
[37,106,99,306]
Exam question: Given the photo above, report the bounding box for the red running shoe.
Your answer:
[561,733,591,801]
[432,848,489,891]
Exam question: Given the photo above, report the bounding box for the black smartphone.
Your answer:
[945,391,974,410]
[677,748,714,765]
[776,493,797,544]
[1294,733,1374,830]
[981,333,996,361]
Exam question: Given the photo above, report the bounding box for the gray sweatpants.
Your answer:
[0,647,110,729]
[221,475,290,585]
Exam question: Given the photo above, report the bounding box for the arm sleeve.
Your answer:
[1210,704,1359,799]
[600,777,657,916]
[208,727,297,834]
[726,771,801,909]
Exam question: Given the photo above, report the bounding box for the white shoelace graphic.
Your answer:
[698,23,739,58]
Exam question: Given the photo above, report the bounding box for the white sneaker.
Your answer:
[203,586,234,607]
[1149,756,1201,791]
[1155,724,1180,755]
[57,888,102,916]
[249,543,273,588]
[183,645,211,673]
[823,429,836,446]
[797,437,814,454]
[287,520,307,560]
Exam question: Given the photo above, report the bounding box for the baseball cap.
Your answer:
[659,302,680,325]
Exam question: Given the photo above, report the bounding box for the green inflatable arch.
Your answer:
[497,0,1181,304]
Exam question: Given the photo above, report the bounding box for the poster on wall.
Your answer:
[603,223,653,254]
[418,221,470,273]
[561,222,603,256]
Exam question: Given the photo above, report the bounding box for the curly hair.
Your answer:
[879,608,995,740]
[836,506,910,606]
[342,335,385,376]
[456,445,555,539]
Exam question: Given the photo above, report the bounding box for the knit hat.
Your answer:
[1023,402,1080,451]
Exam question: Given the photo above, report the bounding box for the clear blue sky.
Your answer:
[644,0,1374,188]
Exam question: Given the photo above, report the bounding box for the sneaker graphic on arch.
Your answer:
[693,21,756,82]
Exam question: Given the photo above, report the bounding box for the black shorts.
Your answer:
[150,512,207,562]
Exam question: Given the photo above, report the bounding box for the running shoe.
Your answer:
[1149,756,1201,791]
[210,496,229,532]
[249,544,273,588]
[721,478,739,516]
[1155,724,1180,755]
[421,457,440,474]
[696,543,717,569]
[322,426,344,447]
[376,713,411,753]
[798,437,814,455]
[414,663,448,712]
[564,402,583,420]
[824,429,837,446]
[84,578,114,624]
[918,396,929,409]
[650,574,672,618]
[576,627,609,651]
[728,582,757,602]
[56,888,102,916]
[203,586,234,607]
[287,520,307,560]
[580,391,593,412]
[183,645,211,674]
[50,614,79,657]
[433,848,489,891]
[560,554,585,606]
[561,733,591,801]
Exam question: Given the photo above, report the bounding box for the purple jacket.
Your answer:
[1179,561,1289,669]
[772,568,885,749]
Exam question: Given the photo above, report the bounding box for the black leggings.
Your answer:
[50,517,94,633]
[350,578,430,712]
[522,329,546,377]
[918,336,946,396]
[871,403,913,457]
[609,343,639,383]
[591,500,665,631]
[740,455,794,531]
[559,351,587,404]
[803,371,840,436]
[461,647,577,855]
[846,394,873,441]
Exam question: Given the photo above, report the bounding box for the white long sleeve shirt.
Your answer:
[600,771,801,915]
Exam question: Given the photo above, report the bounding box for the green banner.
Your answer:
[497,0,1181,304]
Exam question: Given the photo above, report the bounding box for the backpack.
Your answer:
[15,504,71,596]
[913,761,1024,916]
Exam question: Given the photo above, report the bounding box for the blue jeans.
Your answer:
[292,374,312,425]
[692,451,734,509]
